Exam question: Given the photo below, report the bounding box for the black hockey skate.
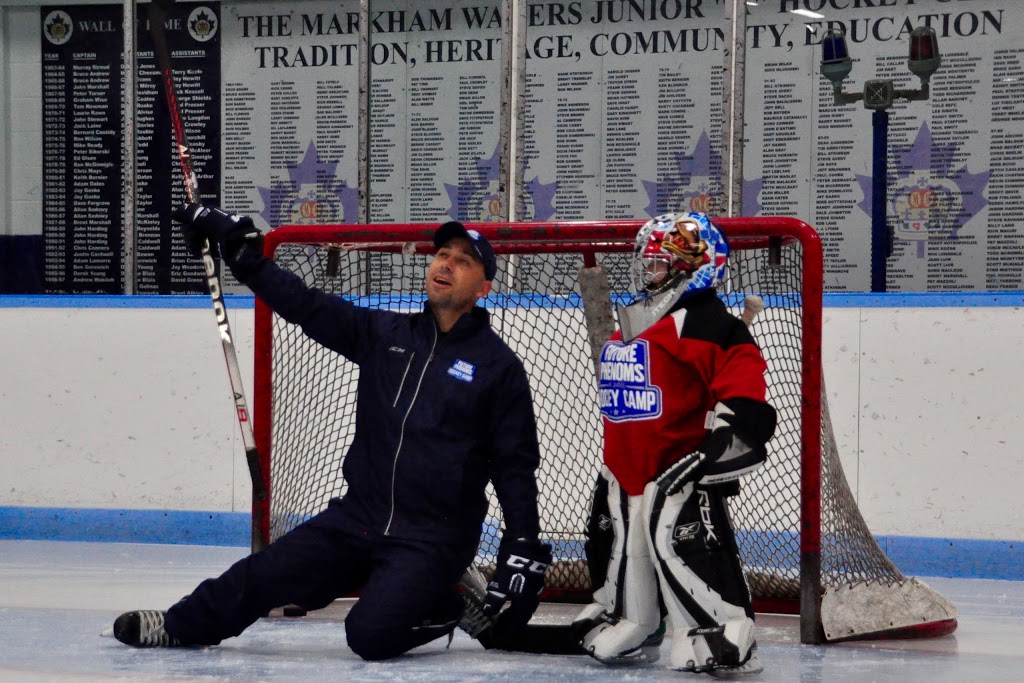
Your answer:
[112,610,183,647]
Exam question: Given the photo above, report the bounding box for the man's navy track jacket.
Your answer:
[234,256,542,551]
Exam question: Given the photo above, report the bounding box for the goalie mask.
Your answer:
[616,212,728,342]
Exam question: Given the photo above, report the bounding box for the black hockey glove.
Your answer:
[171,203,263,266]
[482,538,552,630]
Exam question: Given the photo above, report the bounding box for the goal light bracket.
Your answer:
[816,25,941,293]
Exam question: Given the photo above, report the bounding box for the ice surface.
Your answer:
[2,540,1023,682]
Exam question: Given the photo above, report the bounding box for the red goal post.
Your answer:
[251,217,956,645]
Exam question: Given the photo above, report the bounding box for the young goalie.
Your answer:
[571,212,777,676]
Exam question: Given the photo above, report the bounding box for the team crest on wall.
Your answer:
[641,131,763,219]
[857,123,990,258]
[257,142,359,228]
[43,10,73,45]
[444,144,557,222]
[187,7,218,42]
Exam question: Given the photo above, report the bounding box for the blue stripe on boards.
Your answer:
[0,507,250,547]
[2,507,1022,579]
[823,292,1024,308]
[878,535,1024,581]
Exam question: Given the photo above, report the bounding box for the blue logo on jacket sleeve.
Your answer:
[599,340,662,421]
[448,359,476,382]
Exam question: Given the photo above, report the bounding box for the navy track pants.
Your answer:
[163,502,475,660]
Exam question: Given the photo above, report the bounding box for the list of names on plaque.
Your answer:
[270,81,302,170]
[924,51,982,291]
[554,71,597,218]
[315,80,350,164]
[654,68,690,212]
[603,68,641,218]
[134,56,163,289]
[223,83,257,211]
[135,2,221,293]
[41,5,123,293]
[409,76,445,221]
[40,3,220,294]
[987,48,1024,289]
[456,74,494,220]
[370,78,400,221]
[220,0,360,246]
[813,78,859,285]
[759,64,803,216]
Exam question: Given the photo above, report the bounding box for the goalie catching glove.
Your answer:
[172,203,264,269]
[482,538,552,630]
[658,398,777,496]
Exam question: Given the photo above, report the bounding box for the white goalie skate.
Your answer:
[581,611,665,665]
[670,619,761,677]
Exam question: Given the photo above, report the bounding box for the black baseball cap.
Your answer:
[433,221,497,280]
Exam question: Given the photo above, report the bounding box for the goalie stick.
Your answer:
[739,294,765,327]
[147,0,268,545]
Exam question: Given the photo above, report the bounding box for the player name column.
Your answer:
[409,76,445,221]
[759,66,805,217]
[223,83,257,211]
[925,52,983,290]
[554,71,598,218]
[813,74,859,287]
[603,69,640,218]
[986,47,1024,290]
[369,77,400,221]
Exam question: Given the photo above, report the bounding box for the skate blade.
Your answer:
[589,644,660,666]
[709,653,764,678]
[100,627,114,638]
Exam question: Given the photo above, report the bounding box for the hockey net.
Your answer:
[252,217,956,644]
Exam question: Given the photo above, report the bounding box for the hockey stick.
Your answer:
[147,0,268,539]
[739,295,765,327]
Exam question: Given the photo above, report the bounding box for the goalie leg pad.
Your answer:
[643,481,756,673]
[579,483,664,664]
[584,468,614,599]
[572,467,619,639]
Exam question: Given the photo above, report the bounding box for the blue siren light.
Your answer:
[820,29,853,86]
[822,32,848,62]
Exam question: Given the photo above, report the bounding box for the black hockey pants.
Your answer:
[163,501,475,660]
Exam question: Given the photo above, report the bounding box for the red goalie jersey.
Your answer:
[600,290,771,496]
